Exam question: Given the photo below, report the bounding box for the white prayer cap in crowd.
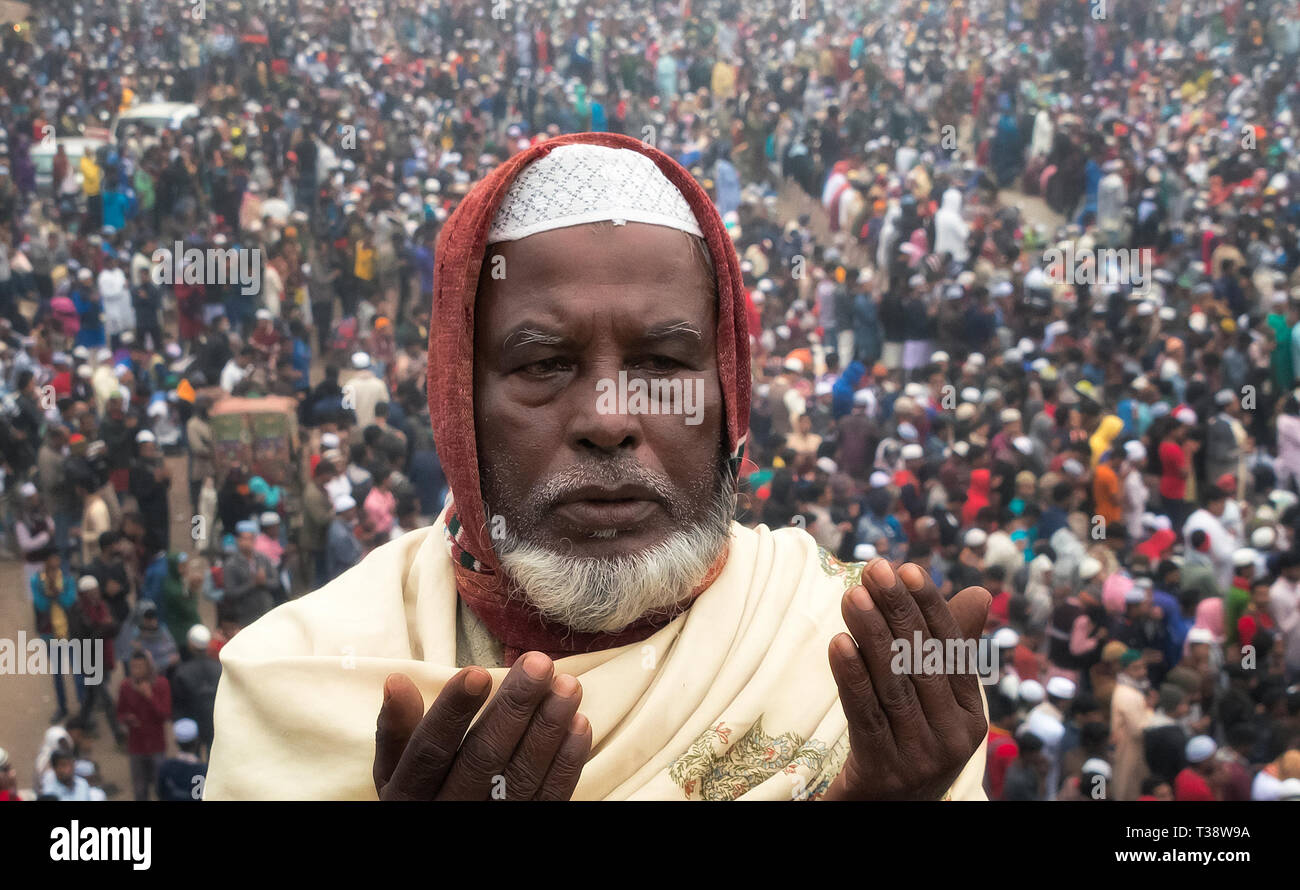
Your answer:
[18,481,37,498]
[1269,490,1298,512]
[147,400,168,419]
[964,528,988,548]
[1013,436,1034,455]
[96,347,112,362]
[904,382,927,399]
[1252,527,1277,549]
[1185,735,1217,764]
[1187,627,1215,645]
[75,760,95,778]
[1062,458,1085,477]
[1214,388,1235,406]
[1018,679,1045,704]
[1256,504,1278,523]
[332,495,357,513]
[73,345,90,359]
[956,403,977,422]
[952,441,971,457]
[783,357,804,373]
[77,575,99,592]
[136,430,156,443]
[931,350,950,363]
[968,352,985,366]
[351,351,371,369]
[901,443,924,461]
[961,386,980,403]
[114,364,132,379]
[1136,301,1155,316]
[1000,408,1021,424]
[1151,515,1173,531]
[173,718,200,745]
[815,457,838,474]
[758,278,775,293]
[1046,676,1077,700]
[897,422,918,441]
[1004,348,1023,364]
[1124,441,1147,462]
[854,544,878,562]
[982,389,1001,405]
[256,308,273,321]
[998,673,1020,701]
[992,627,1020,649]
[991,280,1014,298]
[1124,584,1147,604]
[321,432,341,449]
[76,364,93,380]
[77,267,93,281]
[1277,778,1300,801]
[775,324,791,340]
[1079,556,1103,581]
[1233,547,1259,567]
[814,380,833,397]
[1158,306,1177,321]
[869,470,891,488]
[1081,758,1112,780]
[187,624,212,650]
[260,511,280,527]
[853,389,872,406]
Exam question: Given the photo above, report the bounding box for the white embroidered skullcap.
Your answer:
[487,144,703,244]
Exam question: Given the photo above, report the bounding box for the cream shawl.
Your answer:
[204,515,988,800]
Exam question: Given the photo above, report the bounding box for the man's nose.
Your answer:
[568,372,639,454]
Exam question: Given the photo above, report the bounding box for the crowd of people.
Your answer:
[1,0,1300,801]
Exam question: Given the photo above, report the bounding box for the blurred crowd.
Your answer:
[2,0,1300,801]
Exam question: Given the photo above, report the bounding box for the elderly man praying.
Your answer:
[204,133,990,801]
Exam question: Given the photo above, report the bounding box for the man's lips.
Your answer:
[551,484,663,532]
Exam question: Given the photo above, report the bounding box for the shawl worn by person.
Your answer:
[204,133,987,800]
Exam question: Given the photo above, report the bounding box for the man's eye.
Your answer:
[518,357,572,377]
[632,356,685,374]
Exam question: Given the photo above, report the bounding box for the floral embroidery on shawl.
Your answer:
[817,548,866,591]
[667,716,845,800]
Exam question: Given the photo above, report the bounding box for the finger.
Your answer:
[499,673,584,800]
[827,633,893,756]
[436,651,554,800]
[861,559,957,719]
[840,581,921,742]
[899,565,984,715]
[947,585,993,641]
[382,667,492,801]
[374,673,424,795]
[535,714,593,801]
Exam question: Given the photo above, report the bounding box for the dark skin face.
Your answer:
[473,222,723,559]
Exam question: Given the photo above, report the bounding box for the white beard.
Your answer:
[495,484,735,634]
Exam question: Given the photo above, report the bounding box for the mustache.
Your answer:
[530,457,686,516]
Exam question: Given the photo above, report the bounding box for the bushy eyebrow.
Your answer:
[643,320,703,343]
[502,326,566,351]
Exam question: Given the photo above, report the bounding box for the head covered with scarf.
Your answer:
[427,132,751,662]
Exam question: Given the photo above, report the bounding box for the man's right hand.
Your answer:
[373,652,592,801]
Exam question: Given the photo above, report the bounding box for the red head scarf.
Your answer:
[427,132,751,662]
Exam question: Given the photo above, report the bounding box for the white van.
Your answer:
[32,136,108,196]
[111,102,201,145]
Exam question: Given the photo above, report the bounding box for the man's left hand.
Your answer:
[824,559,990,801]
